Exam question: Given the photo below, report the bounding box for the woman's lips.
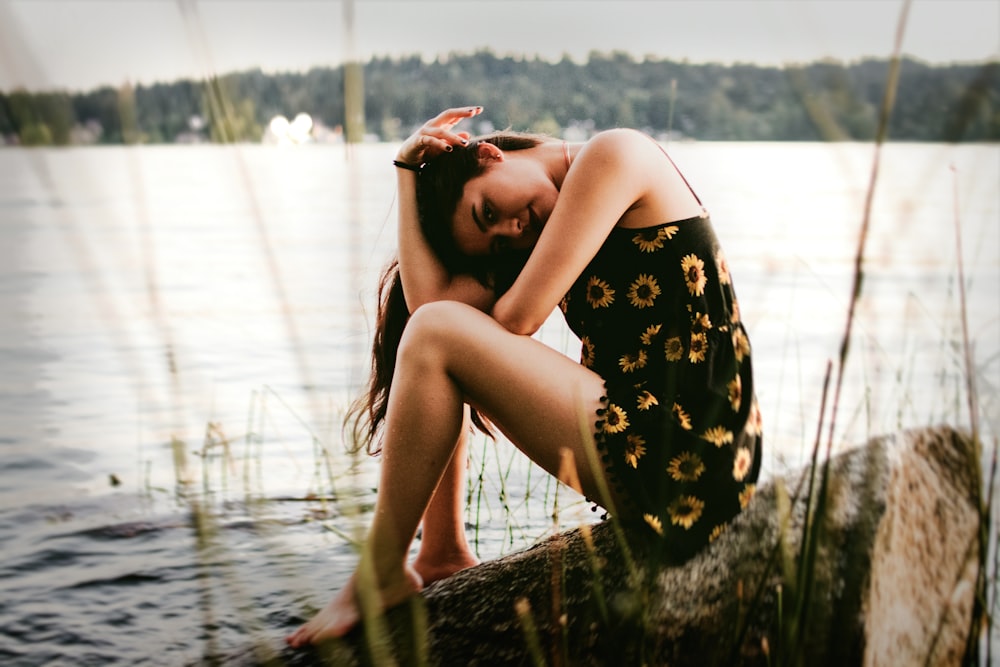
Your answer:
[528,206,542,234]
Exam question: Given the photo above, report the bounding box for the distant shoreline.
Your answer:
[2,52,998,145]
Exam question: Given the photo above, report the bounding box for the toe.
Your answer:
[286,624,310,647]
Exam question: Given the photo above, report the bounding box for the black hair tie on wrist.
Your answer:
[393,159,423,173]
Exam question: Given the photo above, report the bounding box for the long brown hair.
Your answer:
[346,132,545,455]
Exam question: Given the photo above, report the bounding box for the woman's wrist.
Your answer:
[393,159,422,173]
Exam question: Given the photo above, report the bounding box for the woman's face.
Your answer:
[450,155,557,257]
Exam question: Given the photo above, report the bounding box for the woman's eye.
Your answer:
[483,202,495,223]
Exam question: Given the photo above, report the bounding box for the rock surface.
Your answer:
[229,425,982,666]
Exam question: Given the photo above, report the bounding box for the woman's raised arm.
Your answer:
[395,107,495,313]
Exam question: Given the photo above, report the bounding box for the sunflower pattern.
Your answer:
[580,336,596,368]
[667,451,705,482]
[627,274,661,309]
[562,213,762,565]
[624,434,647,468]
[640,324,662,345]
[636,390,658,411]
[681,254,707,296]
[664,336,684,362]
[601,403,629,434]
[586,276,615,309]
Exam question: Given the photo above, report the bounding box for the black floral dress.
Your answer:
[560,213,762,564]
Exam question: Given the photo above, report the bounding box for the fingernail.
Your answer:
[445,145,453,152]
[460,138,469,146]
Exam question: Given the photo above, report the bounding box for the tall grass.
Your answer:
[768,2,909,661]
[8,0,995,663]
[165,18,998,665]
[167,159,996,659]
[733,2,995,663]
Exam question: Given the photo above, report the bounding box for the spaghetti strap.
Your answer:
[645,134,705,209]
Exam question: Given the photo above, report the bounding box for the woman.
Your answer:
[287,106,762,646]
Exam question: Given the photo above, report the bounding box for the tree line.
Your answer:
[1,50,997,145]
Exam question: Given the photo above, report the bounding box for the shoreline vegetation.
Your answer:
[158,42,995,667]
[1,50,998,147]
[4,5,996,660]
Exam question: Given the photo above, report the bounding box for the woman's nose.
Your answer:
[500,216,522,235]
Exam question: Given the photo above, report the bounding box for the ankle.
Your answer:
[412,546,479,586]
[415,542,477,565]
[364,558,418,589]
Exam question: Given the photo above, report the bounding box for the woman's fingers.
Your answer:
[398,133,450,164]
[397,107,481,164]
[424,107,481,144]
[416,133,455,156]
[429,106,482,129]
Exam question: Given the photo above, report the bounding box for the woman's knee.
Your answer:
[399,301,479,364]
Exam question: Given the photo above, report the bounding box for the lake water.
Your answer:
[1,141,997,664]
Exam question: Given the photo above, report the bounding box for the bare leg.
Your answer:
[287,302,616,646]
[413,409,479,585]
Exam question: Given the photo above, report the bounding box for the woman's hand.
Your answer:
[396,106,482,166]
[394,105,495,313]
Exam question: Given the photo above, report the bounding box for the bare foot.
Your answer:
[285,566,423,647]
[412,549,479,586]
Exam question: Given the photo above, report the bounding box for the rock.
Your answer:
[241,425,983,666]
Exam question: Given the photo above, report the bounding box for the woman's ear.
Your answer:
[476,142,504,162]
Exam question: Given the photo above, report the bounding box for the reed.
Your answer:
[950,137,993,665]
[769,0,911,658]
[151,124,993,667]
[724,0,912,651]
[150,172,994,663]
[515,597,548,667]
[731,1,996,662]
[63,0,991,661]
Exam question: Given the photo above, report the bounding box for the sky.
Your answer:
[1,0,997,92]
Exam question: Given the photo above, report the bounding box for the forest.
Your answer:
[1,49,997,145]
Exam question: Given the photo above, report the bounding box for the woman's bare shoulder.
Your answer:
[578,129,699,227]
[577,128,665,170]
